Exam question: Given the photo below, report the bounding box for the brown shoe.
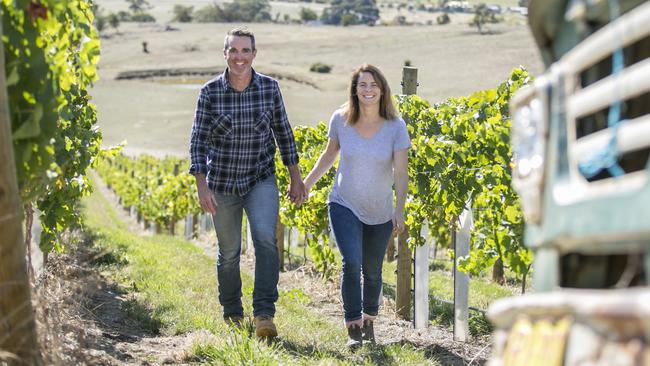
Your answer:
[224,315,244,328]
[254,315,278,339]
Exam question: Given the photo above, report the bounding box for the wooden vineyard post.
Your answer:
[0,17,41,363]
[396,227,412,320]
[401,66,418,95]
[396,65,418,320]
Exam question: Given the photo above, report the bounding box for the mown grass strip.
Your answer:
[82,182,439,365]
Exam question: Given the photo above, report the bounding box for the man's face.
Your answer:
[224,36,256,78]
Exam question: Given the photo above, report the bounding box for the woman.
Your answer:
[303,64,410,349]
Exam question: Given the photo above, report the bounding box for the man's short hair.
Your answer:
[224,26,256,50]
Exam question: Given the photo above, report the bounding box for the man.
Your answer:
[189,26,305,339]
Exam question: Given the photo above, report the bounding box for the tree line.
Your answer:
[171,0,380,26]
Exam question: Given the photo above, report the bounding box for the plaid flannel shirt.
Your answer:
[189,69,299,196]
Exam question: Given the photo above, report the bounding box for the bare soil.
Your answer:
[34,235,204,365]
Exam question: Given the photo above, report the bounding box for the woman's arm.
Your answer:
[393,148,409,232]
[304,138,340,193]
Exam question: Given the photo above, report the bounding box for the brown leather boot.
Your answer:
[224,314,244,328]
[346,324,363,350]
[254,315,278,339]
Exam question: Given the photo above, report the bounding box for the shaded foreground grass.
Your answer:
[82,183,440,365]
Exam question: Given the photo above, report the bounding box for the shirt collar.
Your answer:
[221,68,261,91]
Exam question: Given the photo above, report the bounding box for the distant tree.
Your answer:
[229,0,272,22]
[299,7,318,22]
[436,12,450,24]
[283,13,291,23]
[117,10,131,21]
[130,12,156,22]
[470,3,499,34]
[310,62,332,73]
[193,3,225,22]
[95,15,107,33]
[126,0,151,13]
[253,10,272,22]
[321,0,379,25]
[341,13,358,25]
[193,0,271,23]
[172,5,194,22]
[108,13,120,33]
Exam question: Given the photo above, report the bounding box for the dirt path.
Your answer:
[35,232,207,365]
[37,175,489,364]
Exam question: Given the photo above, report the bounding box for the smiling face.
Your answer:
[356,72,382,107]
[344,64,397,124]
[223,35,256,78]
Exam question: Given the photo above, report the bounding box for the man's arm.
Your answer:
[270,81,299,167]
[270,81,304,204]
[189,87,215,213]
[194,173,217,214]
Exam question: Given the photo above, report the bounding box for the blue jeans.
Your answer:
[328,202,393,322]
[212,175,279,318]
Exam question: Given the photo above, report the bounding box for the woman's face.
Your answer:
[356,72,382,107]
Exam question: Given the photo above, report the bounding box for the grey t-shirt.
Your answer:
[328,109,411,225]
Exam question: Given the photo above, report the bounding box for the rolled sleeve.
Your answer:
[270,81,299,167]
[189,87,211,175]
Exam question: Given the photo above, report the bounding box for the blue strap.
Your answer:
[578,0,626,179]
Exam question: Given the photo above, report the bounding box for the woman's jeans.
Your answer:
[212,175,279,318]
[328,202,393,322]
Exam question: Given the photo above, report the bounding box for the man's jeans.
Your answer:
[212,175,279,318]
[328,202,393,322]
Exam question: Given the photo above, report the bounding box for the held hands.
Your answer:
[287,179,308,206]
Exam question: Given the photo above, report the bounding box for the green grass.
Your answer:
[81,182,440,365]
[284,240,515,336]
